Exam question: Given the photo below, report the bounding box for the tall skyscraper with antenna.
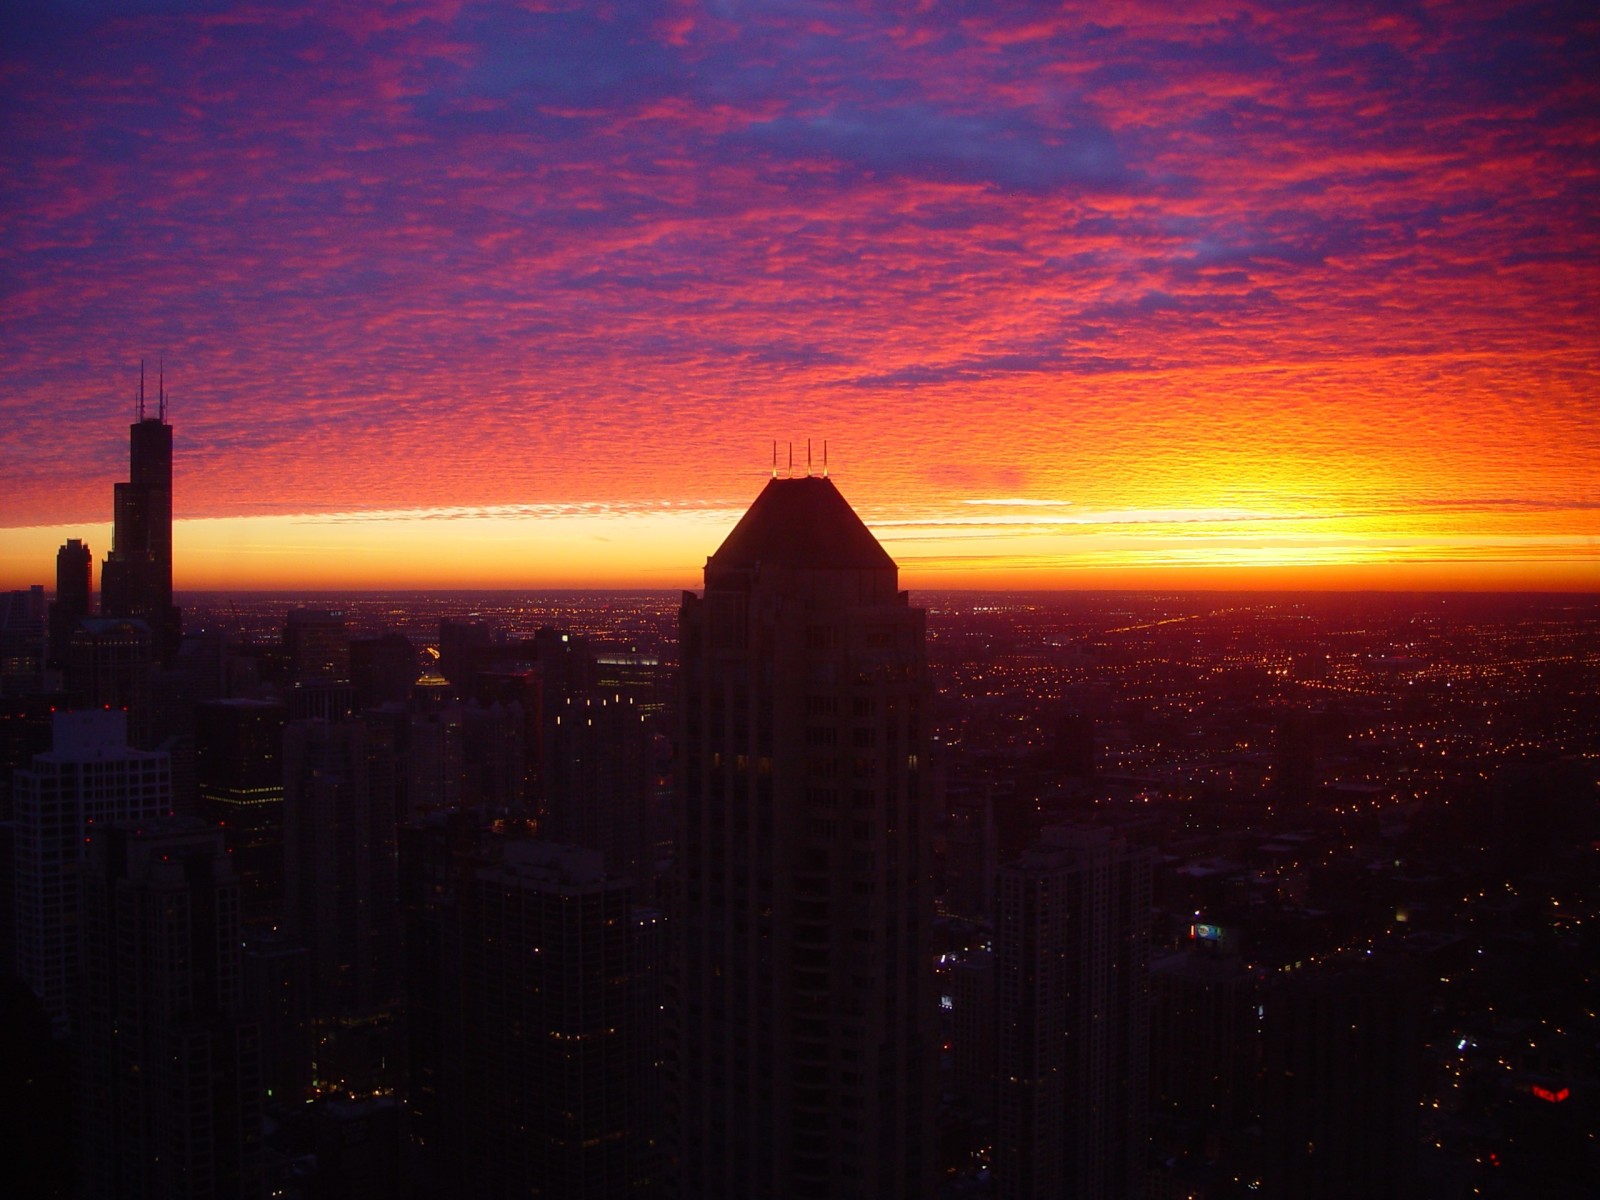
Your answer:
[676,472,936,1199]
[101,365,181,663]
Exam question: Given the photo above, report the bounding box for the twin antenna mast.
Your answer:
[770,439,829,479]
[137,359,168,423]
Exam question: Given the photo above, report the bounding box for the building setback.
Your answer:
[676,475,936,1200]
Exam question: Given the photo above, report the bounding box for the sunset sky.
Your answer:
[3,1,1596,591]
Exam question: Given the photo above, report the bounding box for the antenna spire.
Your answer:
[787,442,793,475]
[139,360,146,422]
[772,440,778,479]
[807,438,812,476]
[823,440,828,477]
[158,358,166,423]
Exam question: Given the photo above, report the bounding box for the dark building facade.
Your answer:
[676,475,936,1199]
[995,826,1152,1200]
[48,538,92,671]
[101,392,181,663]
[78,818,263,1199]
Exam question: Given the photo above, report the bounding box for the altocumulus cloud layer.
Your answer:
[1,0,1597,581]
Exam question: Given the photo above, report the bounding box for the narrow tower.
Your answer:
[101,370,181,662]
[676,475,936,1199]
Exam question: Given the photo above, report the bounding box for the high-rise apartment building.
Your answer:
[459,838,657,1199]
[11,709,170,1033]
[78,818,263,1199]
[101,382,181,663]
[995,826,1152,1200]
[676,475,936,1199]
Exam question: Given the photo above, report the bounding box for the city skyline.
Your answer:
[3,2,1597,592]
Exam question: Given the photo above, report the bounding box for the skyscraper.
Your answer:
[100,375,181,663]
[995,826,1152,1200]
[11,709,170,1033]
[282,714,402,1094]
[459,838,657,1199]
[78,817,264,1199]
[676,474,936,1199]
[48,538,92,671]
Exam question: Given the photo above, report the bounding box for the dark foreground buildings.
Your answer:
[676,475,937,1199]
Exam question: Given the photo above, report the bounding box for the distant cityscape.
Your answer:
[0,414,1595,1199]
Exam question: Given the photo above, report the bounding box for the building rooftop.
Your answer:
[709,476,896,572]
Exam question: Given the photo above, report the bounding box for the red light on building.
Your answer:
[1531,1084,1569,1103]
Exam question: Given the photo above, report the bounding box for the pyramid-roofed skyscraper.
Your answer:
[676,474,936,1199]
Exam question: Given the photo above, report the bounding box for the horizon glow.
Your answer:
[2,2,1597,592]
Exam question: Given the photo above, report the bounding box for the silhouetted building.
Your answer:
[284,609,350,687]
[283,715,402,1094]
[195,698,287,929]
[676,475,936,1199]
[457,839,657,1198]
[1257,955,1422,1199]
[1,587,47,697]
[543,689,652,882]
[11,709,170,1033]
[948,949,997,1119]
[78,818,263,1199]
[438,617,492,690]
[65,616,156,747]
[1149,942,1263,1178]
[48,538,92,671]
[100,389,181,663]
[995,826,1152,1200]
[349,631,418,709]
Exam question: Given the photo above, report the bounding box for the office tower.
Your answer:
[543,688,653,882]
[11,709,170,1033]
[438,616,492,690]
[284,609,350,684]
[49,538,92,671]
[78,818,264,1199]
[1257,955,1422,1199]
[995,826,1152,1200]
[284,609,354,720]
[947,948,997,1119]
[349,631,418,709]
[941,781,996,920]
[471,667,543,813]
[0,586,47,696]
[459,699,528,811]
[65,615,156,746]
[1148,942,1262,1174]
[449,838,658,1199]
[101,382,181,663]
[195,698,288,929]
[283,715,402,1093]
[676,475,936,1199]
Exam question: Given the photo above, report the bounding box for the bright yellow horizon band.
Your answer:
[2,505,1594,593]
